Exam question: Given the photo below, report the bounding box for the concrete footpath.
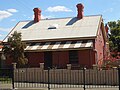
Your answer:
[0,83,119,90]
[16,88,118,90]
[0,88,119,90]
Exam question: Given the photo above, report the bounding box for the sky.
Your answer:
[0,0,120,40]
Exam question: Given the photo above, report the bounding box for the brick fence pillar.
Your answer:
[40,63,44,70]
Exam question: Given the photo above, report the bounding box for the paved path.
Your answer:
[0,87,118,90]
[9,88,119,90]
[0,83,119,90]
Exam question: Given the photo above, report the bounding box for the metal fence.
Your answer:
[0,67,120,90]
[0,68,14,89]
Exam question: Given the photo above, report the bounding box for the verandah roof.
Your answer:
[25,40,93,51]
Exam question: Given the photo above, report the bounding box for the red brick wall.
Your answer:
[78,50,95,68]
[26,52,44,67]
[95,26,105,66]
[52,50,95,68]
[6,55,13,67]
[6,49,95,68]
[52,51,69,68]
[6,52,44,67]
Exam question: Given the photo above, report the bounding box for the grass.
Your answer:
[0,76,12,83]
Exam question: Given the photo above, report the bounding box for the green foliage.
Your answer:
[108,20,120,52]
[2,31,28,67]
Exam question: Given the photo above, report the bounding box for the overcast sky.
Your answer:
[0,0,120,40]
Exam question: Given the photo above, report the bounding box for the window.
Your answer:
[48,24,58,30]
[48,26,57,29]
[69,50,78,64]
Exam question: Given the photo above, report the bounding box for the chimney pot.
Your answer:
[76,3,84,19]
[33,8,41,23]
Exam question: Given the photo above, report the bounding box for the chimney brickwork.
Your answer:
[33,8,41,23]
[76,3,84,19]
[105,24,109,33]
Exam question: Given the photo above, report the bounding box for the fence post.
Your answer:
[12,68,15,89]
[83,67,86,90]
[12,63,16,89]
[118,67,120,90]
[48,67,50,90]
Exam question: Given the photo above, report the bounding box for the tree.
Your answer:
[100,20,120,68]
[2,31,28,67]
[108,20,120,52]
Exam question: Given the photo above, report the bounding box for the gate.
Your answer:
[0,68,14,89]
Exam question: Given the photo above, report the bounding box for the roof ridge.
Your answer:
[19,15,102,22]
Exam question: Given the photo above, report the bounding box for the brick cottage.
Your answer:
[2,3,109,69]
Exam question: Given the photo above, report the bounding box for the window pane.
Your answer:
[69,50,78,64]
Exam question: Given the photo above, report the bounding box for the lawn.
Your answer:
[0,76,12,83]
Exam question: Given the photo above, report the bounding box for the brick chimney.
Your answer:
[33,8,41,23]
[105,24,109,33]
[76,3,84,19]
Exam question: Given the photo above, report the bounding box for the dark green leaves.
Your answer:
[108,20,120,52]
[2,31,28,67]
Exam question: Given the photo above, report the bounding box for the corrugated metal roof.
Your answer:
[3,15,102,42]
[25,40,93,51]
